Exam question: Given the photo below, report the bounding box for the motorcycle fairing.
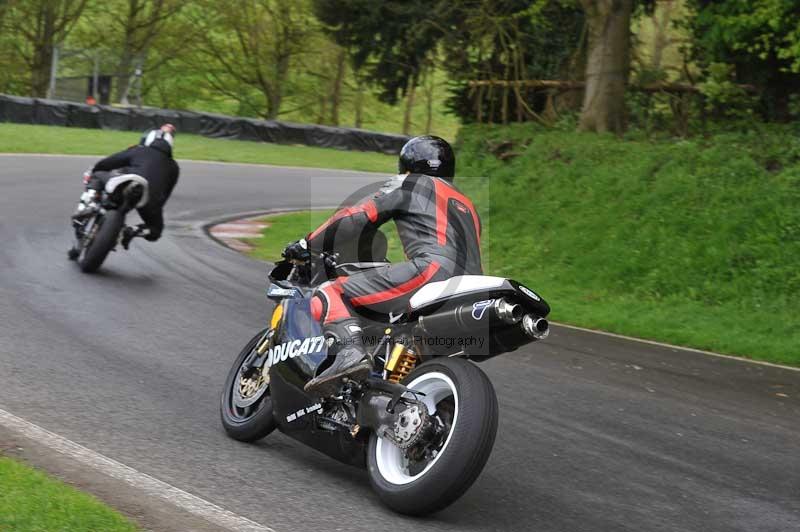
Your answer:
[409,275,506,309]
[268,298,326,388]
[408,275,550,319]
[267,297,368,467]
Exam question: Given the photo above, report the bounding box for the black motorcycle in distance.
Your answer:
[68,171,149,273]
[220,247,550,516]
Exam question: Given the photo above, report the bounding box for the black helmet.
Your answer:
[398,135,455,181]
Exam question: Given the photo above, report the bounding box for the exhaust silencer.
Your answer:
[418,297,523,338]
[416,298,535,357]
[493,299,523,324]
[522,314,549,340]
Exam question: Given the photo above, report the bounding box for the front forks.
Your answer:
[241,329,274,375]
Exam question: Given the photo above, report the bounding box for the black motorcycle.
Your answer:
[68,171,149,273]
[220,247,550,515]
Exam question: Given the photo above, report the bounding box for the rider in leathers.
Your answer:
[283,136,482,396]
[73,124,179,245]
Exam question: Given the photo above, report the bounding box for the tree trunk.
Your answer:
[423,68,435,133]
[425,86,433,133]
[117,54,134,104]
[354,80,364,128]
[31,45,53,98]
[17,0,87,97]
[650,0,674,72]
[402,83,416,135]
[266,51,290,120]
[266,89,282,120]
[31,4,57,97]
[116,1,137,104]
[329,48,346,126]
[317,92,327,124]
[578,0,633,134]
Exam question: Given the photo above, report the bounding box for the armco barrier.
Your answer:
[0,94,409,154]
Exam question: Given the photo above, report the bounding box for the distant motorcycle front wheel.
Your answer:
[366,357,498,516]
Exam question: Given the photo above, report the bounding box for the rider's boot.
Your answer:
[304,318,372,397]
[120,226,138,250]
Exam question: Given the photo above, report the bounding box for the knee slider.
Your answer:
[311,294,325,322]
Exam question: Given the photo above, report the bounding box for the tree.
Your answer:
[5,0,88,97]
[67,0,201,108]
[646,0,679,73]
[688,0,800,120]
[577,0,635,133]
[112,0,184,104]
[133,5,208,110]
[313,0,444,105]
[290,34,351,126]
[193,0,312,119]
[0,0,10,26]
[0,2,26,94]
[329,46,347,125]
[442,0,585,124]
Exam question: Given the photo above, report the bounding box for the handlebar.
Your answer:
[271,250,340,286]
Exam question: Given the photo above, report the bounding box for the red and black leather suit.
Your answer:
[307,172,482,325]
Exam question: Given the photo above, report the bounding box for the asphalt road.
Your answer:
[1,154,798,532]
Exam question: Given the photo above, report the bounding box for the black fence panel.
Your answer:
[279,121,318,146]
[174,110,203,136]
[97,105,131,130]
[67,103,100,128]
[0,95,35,123]
[0,94,410,154]
[33,98,70,126]
[196,112,232,138]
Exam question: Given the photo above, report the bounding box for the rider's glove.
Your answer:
[282,238,311,262]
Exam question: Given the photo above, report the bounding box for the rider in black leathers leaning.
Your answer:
[72,124,180,248]
[283,135,482,397]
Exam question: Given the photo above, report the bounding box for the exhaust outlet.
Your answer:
[522,314,549,340]
[494,298,523,324]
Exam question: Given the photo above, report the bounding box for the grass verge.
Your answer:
[0,457,137,531]
[0,123,395,173]
[242,123,800,366]
[244,210,406,264]
[457,124,800,366]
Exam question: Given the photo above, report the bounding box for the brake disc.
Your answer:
[233,367,269,408]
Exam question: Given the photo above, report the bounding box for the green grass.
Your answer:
[243,123,800,366]
[245,210,406,264]
[0,457,138,531]
[456,123,800,366]
[0,123,395,173]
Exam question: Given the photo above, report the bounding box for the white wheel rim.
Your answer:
[374,371,459,485]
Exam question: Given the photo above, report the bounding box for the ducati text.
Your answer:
[266,336,326,368]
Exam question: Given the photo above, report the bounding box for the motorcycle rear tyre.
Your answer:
[79,209,125,273]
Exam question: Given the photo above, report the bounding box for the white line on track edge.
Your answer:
[0,407,275,532]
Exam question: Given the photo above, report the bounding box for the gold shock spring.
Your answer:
[385,344,418,383]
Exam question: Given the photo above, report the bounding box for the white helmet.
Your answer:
[140,123,176,148]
